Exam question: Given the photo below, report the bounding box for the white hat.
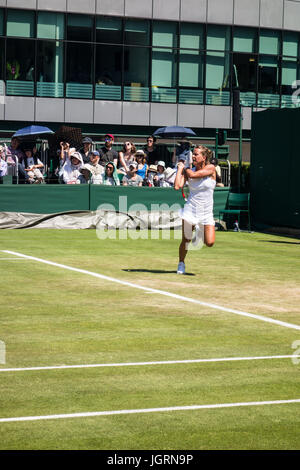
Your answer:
[157,161,166,168]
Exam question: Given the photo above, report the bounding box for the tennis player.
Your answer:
[174,145,216,274]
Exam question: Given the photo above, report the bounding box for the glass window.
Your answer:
[281,58,300,95]
[179,50,203,88]
[259,30,280,55]
[233,27,257,53]
[7,9,35,38]
[153,21,177,48]
[66,43,93,83]
[180,23,204,50]
[96,17,122,44]
[282,32,299,58]
[206,52,230,89]
[152,47,177,87]
[6,38,35,80]
[0,38,4,80]
[124,19,150,46]
[124,46,149,87]
[37,40,63,83]
[0,9,4,36]
[96,44,122,86]
[207,25,230,51]
[67,14,93,42]
[258,55,280,93]
[37,11,64,40]
[232,53,257,91]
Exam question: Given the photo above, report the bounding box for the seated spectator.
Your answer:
[122,162,143,187]
[80,137,93,164]
[98,134,118,167]
[172,140,192,168]
[56,142,76,182]
[210,156,224,187]
[118,141,136,173]
[101,161,120,186]
[0,146,8,178]
[153,161,174,187]
[61,151,83,184]
[20,147,45,184]
[135,150,148,183]
[78,165,92,184]
[85,150,104,184]
[145,164,157,187]
[5,137,25,166]
[143,135,160,165]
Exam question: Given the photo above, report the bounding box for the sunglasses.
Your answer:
[107,166,114,171]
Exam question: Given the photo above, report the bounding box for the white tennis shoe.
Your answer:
[177,261,185,274]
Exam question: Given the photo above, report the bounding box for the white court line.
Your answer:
[3,250,300,332]
[0,398,299,423]
[0,355,299,373]
[0,258,30,260]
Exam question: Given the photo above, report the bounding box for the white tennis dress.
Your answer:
[179,173,216,226]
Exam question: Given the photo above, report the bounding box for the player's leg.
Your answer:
[178,220,194,274]
[204,224,215,247]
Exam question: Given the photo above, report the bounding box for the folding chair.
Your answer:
[219,192,251,231]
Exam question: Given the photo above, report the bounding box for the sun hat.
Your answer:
[148,164,157,173]
[157,161,166,168]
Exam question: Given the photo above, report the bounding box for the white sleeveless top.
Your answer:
[179,173,216,226]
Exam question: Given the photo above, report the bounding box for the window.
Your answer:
[95,44,122,86]
[7,9,35,38]
[0,9,3,36]
[124,19,150,46]
[207,25,230,51]
[232,54,257,91]
[282,32,299,58]
[259,30,280,55]
[124,46,149,87]
[37,11,64,40]
[36,41,64,97]
[233,27,257,53]
[96,17,122,44]
[179,50,204,88]
[258,55,280,94]
[153,21,178,48]
[180,23,204,50]
[66,43,93,83]
[206,52,230,89]
[67,14,93,42]
[6,38,35,81]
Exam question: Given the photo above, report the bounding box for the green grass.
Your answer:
[0,228,300,450]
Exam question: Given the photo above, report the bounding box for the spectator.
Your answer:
[80,137,93,164]
[98,134,118,167]
[101,161,120,186]
[61,151,83,184]
[56,142,76,182]
[153,160,166,187]
[0,146,8,178]
[118,141,136,173]
[122,162,143,187]
[85,150,104,184]
[5,137,25,167]
[172,140,193,168]
[20,147,45,184]
[145,164,157,187]
[163,167,176,187]
[143,135,160,165]
[78,165,92,184]
[210,156,224,187]
[135,150,148,182]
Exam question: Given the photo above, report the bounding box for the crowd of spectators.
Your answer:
[0,133,224,187]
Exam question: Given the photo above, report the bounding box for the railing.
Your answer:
[179,89,204,104]
[257,93,280,108]
[124,86,149,102]
[206,90,230,105]
[66,83,93,99]
[240,92,256,107]
[95,84,121,100]
[281,94,300,108]
[151,87,177,103]
[6,80,34,96]
[37,82,64,98]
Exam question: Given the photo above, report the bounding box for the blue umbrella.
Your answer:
[13,125,54,138]
[153,126,196,139]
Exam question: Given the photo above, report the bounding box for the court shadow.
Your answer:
[122,269,196,276]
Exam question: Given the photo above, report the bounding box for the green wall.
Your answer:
[0,185,229,217]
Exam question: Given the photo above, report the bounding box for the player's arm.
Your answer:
[185,164,215,179]
[174,162,186,190]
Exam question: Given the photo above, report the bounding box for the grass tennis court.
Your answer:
[0,228,300,450]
